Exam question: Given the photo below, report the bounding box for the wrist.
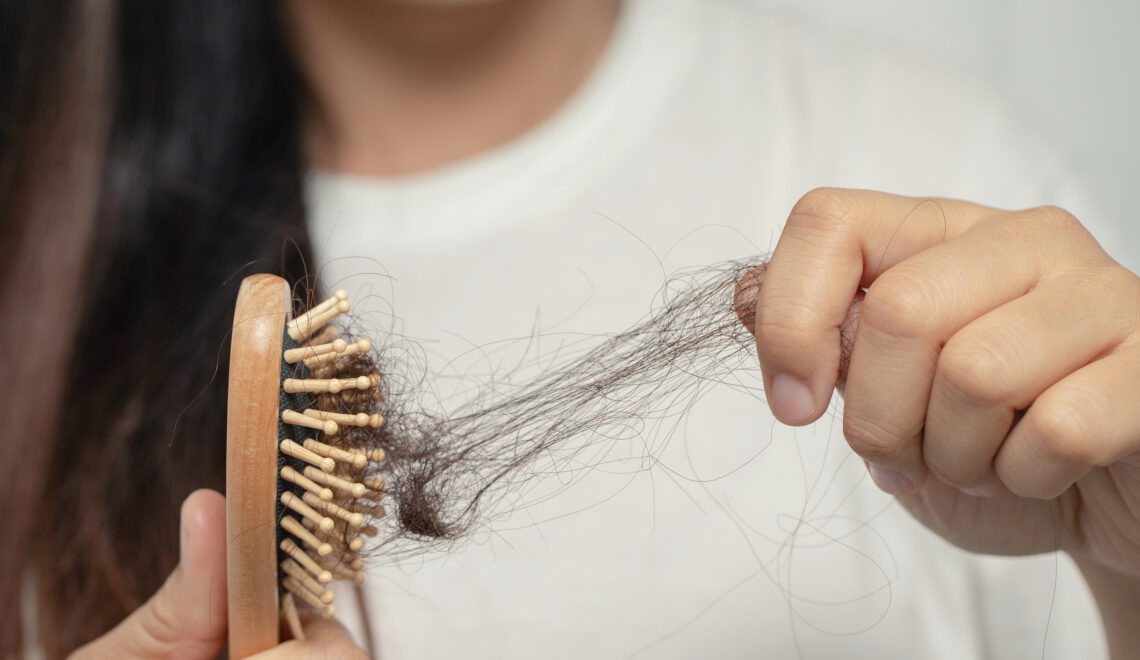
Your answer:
[1071,555,1140,659]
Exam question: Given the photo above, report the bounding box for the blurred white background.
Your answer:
[750,0,1138,267]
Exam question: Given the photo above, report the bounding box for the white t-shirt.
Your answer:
[307,0,1115,657]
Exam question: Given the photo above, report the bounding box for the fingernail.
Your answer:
[867,463,914,496]
[770,374,815,423]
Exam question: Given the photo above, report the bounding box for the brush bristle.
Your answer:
[276,290,385,621]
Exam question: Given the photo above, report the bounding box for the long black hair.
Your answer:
[1,1,314,655]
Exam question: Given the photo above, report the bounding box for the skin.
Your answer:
[743,188,1140,657]
[71,490,368,659]
[287,0,620,176]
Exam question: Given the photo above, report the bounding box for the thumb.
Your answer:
[734,264,863,390]
[73,489,228,659]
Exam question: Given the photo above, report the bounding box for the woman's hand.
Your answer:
[71,489,367,660]
[737,188,1140,644]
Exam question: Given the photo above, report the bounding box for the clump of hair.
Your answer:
[306,260,767,560]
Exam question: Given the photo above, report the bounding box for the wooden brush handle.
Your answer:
[227,274,291,657]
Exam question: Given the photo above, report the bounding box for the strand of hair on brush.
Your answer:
[273,287,390,627]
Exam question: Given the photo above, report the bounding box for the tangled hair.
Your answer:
[313,260,771,559]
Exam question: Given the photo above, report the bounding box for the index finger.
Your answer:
[754,188,989,424]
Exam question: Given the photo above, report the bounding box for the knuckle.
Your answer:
[923,450,984,489]
[1001,473,1058,500]
[1107,263,1140,294]
[1055,265,1135,322]
[1031,205,1080,232]
[1082,264,1132,294]
[754,297,824,350]
[788,187,860,231]
[1031,402,1096,467]
[843,413,912,460]
[1107,266,1140,331]
[937,340,1013,404]
[1097,267,1140,332]
[1020,205,1107,263]
[861,272,939,339]
[135,590,181,651]
[997,458,1070,499]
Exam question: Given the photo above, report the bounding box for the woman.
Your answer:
[3,0,1138,658]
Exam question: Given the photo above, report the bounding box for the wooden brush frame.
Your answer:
[225,274,384,656]
[226,274,291,656]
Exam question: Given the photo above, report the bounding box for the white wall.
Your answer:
[749,0,1139,267]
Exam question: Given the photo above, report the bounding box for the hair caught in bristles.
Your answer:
[295,259,772,562]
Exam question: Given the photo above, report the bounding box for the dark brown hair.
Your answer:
[367,261,762,560]
[1,0,312,655]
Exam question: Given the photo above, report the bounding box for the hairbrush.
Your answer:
[218,260,787,656]
[225,274,386,657]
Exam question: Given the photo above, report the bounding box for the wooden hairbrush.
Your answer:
[226,274,386,657]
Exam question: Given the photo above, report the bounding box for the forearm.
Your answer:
[1075,558,1140,659]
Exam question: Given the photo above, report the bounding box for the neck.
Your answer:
[287,0,621,177]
